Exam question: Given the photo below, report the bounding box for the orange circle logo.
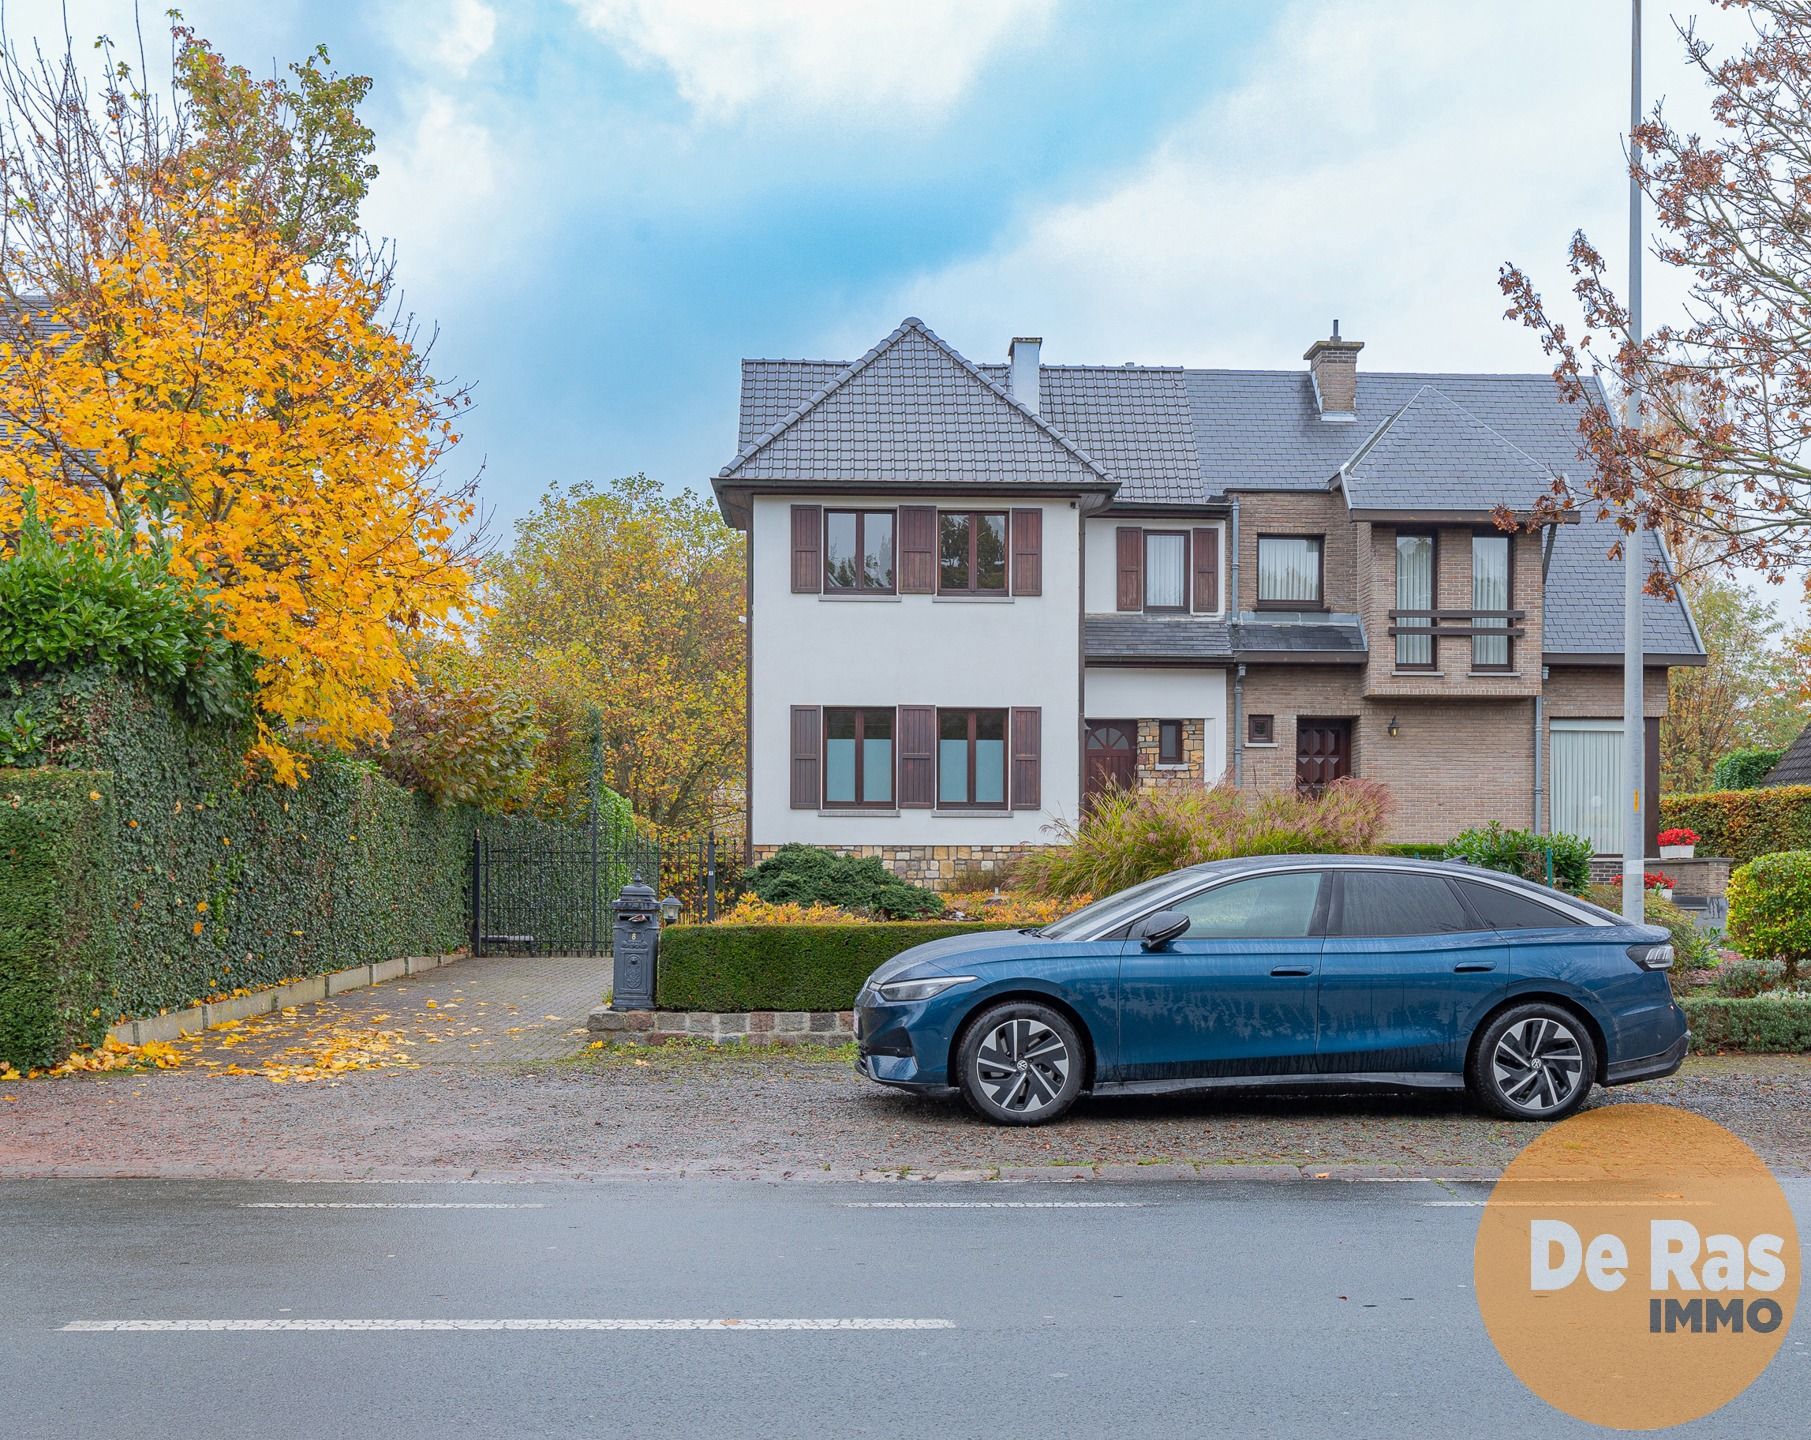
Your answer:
[1475,1104,1799,1430]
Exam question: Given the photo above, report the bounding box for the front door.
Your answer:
[1084,720,1136,807]
[1115,869,1327,1081]
[1296,717,1351,794]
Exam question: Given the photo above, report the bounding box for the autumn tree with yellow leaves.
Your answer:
[0,14,477,779]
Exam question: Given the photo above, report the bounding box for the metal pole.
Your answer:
[705,832,718,922]
[1622,0,1646,924]
[469,830,483,958]
[587,707,602,955]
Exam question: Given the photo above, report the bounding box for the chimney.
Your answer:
[1303,320,1363,420]
[1008,335,1042,414]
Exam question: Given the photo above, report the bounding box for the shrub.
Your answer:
[1017,777,1393,899]
[1656,827,1699,847]
[1377,842,1447,860]
[940,890,1090,926]
[712,896,857,925]
[376,643,544,809]
[1682,996,1811,1053]
[657,922,1015,1011]
[1584,882,1714,982]
[743,844,943,919]
[0,493,252,727]
[1712,747,1784,791]
[1726,850,1811,981]
[1444,822,1593,894]
[1660,785,1811,865]
[0,768,117,1070]
[1708,954,1787,999]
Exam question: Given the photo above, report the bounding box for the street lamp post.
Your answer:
[1622,0,1646,923]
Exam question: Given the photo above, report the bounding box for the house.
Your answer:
[712,318,1705,886]
[1763,725,1811,787]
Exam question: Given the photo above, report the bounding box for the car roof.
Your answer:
[1167,853,1602,903]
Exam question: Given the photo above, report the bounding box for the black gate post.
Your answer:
[586,706,603,956]
[469,829,484,958]
[705,832,718,922]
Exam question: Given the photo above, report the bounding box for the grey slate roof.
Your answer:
[1234,619,1368,659]
[718,318,1109,490]
[1084,616,1234,664]
[1341,385,1555,514]
[726,323,1703,663]
[1764,724,1811,787]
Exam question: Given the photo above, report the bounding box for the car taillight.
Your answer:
[1627,941,1675,971]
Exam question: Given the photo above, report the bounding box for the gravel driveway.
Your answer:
[3,1047,1806,1183]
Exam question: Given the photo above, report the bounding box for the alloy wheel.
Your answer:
[1490,1016,1585,1114]
[974,1017,1071,1116]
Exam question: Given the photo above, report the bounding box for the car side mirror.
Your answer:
[1136,910,1191,949]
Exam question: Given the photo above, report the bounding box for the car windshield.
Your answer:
[1036,871,1196,940]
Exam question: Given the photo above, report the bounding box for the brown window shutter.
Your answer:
[789,705,821,809]
[1010,508,1043,596]
[899,506,935,594]
[790,505,822,594]
[1192,527,1220,613]
[1116,526,1143,611]
[898,706,935,807]
[1011,707,1041,810]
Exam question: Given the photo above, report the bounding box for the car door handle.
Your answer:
[1453,962,1497,973]
[1269,965,1313,977]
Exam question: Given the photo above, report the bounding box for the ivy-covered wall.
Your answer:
[0,668,631,1060]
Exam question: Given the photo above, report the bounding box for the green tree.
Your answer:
[481,476,744,832]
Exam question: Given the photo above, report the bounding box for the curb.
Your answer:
[588,1004,855,1046]
[108,953,464,1047]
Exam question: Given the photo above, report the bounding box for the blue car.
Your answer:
[854,855,1686,1126]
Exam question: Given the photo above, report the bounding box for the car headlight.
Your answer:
[876,975,978,1003]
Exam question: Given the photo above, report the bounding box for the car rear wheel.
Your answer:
[1468,1002,1597,1121]
[956,1001,1084,1126]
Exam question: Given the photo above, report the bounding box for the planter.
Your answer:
[1659,844,1696,861]
[1655,886,1675,902]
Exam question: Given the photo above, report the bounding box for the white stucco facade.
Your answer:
[1082,517,1227,615]
[749,493,1084,848]
[1083,666,1230,781]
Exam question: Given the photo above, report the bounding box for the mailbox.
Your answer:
[612,879,661,1010]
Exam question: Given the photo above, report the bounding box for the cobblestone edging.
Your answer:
[587,1005,855,1046]
[108,953,463,1047]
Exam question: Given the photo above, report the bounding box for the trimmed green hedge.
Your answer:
[1660,786,1811,866]
[1682,996,1811,1053]
[0,668,628,1046]
[657,922,1018,1012]
[0,769,118,1069]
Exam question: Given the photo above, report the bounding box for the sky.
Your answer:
[0,0,1790,612]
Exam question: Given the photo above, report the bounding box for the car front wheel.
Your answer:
[956,1001,1085,1126]
[1468,1002,1598,1121]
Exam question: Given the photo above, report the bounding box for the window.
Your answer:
[1395,532,1435,668]
[1551,719,1622,854]
[1143,531,1187,610]
[1472,534,1512,670]
[1248,713,1275,745]
[937,708,1007,807]
[823,708,894,807]
[824,511,894,593]
[1455,880,1582,930]
[939,512,1008,594]
[1257,535,1323,607]
[1173,871,1325,939]
[1336,871,1477,937]
[1158,720,1186,766]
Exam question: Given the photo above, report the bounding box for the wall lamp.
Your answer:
[1387,715,1401,738]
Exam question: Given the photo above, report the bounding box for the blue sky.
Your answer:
[3,1,1769,565]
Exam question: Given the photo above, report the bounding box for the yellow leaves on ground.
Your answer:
[7,1035,191,1079]
[0,198,475,778]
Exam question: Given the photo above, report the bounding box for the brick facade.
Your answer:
[1238,491,1358,612]
[748,841,1048,890]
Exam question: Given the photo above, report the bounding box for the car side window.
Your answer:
[1337,871,1476,938]
[1170,871,1324,939]
[1455,879,1584,930]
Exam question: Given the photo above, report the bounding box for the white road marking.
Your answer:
[844,1201,1150,1209]
[237,1202,547,1210]
[62,1318,954,1333]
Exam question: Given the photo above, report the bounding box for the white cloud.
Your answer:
[858,0,1748,374]
[362,90,501,288]
[385,0,498,76]
[568,0,1053,118]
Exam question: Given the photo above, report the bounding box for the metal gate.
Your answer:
[469,827,661,957]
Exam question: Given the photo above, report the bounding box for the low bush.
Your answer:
[1376,842,1447,860]
[712,896,858,925]
[1726,850,1811,982]
[1712,747,1784,792]
[657,922,1016,1011]
[1660,786,1811,865]
[1682,996,1811,1053]
[1445,823,1592,894]
[742,844,943,919]
[1584,884,1714,981]
[1707,955,1788,999]
[1017,777,1392,899]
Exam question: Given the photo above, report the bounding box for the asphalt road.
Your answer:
[3,1177,1806,1439]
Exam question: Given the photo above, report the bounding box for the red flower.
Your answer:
[1656,827,1699,846]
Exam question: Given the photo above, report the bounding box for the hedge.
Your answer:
[1660,785,1811,866]
[657,922,1018,1012]
[0,668,630,1060]
[1682,996,1811,1054]
[0,769,118,1069]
